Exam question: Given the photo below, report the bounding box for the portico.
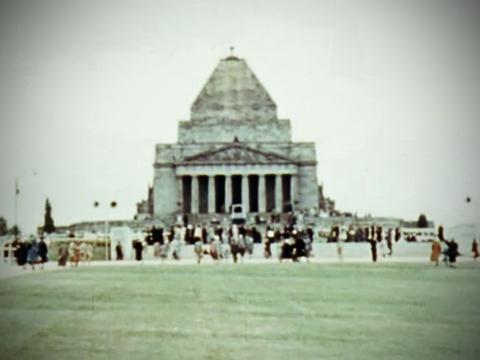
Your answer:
[177,171,297,214]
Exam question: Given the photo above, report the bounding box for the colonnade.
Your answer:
[180,173,297,214]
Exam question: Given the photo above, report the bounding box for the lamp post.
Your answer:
[94,200,117,261]
[10,171,36,264]
[13,171,37,240]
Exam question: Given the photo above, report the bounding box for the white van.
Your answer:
[230,204,246,224]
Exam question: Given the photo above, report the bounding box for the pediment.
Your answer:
[183,144,292,165]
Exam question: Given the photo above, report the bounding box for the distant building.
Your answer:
[135,186,153,221]
[318,184,336,215]
[151,54,320,222]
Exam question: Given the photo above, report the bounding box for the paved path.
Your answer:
[1,255,476,280]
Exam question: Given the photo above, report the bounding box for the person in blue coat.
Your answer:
[26,237,39,270]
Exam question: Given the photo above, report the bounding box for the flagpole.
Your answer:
[14,177,19,240]
[13,171,36,240]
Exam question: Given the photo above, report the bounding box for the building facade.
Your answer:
[153,55,319,222]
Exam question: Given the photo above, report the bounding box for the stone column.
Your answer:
[176,176,183,212]
[191,175,199,214]
[258,174,266,213]
[275,174,282,213]
[225,175,232,213]
[242,175,249,212]
[208,175,215,214]
[291,174,298,211]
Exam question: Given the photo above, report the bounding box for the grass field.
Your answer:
[0,263,479,360]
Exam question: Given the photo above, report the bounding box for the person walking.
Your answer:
[26,237,39,270]
[472,238,479,261]
[171,232,182,260]
[210,235,222,263]
[386,229,393,256]
[79,242,87,263]
[115,242,124,260]
[336,229,344,261]
[85,243,93,264]
[57,242,68,266]
[264,229,274,259]
[221,229,230,259]
[444,239,460,267]
[430,239,442,266]
[133,240,143,262]
[194,238,204,264]
[15,239,28,267]
[38,236,48,269]
[394,227,402,242]
[304,235,312,262]
[376,227,386,258]
[68,241,80,267]
[369,238,377,263]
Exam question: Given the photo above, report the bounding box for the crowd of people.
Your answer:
[56,241,94,267]
[2,236,97,269]
[125,221,314,264]
[3,235,49,270]
[2,222,479,268]
[428,226,476,268]
[118,222,477,267]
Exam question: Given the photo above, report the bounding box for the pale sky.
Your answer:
[1,0,479,234]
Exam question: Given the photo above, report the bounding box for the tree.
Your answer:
[9,225,21,237]
[417,214,428,228]
[438,225,445,241]
[0,216,7,236]
[43,198,56,234]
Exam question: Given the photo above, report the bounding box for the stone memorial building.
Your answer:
[153,55,319,222]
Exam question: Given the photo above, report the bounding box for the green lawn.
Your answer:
[0,263,479,359]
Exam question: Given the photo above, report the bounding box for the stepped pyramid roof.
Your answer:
[191,56,277,122]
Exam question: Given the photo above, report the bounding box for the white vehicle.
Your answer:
[401,228,437,242]
[230,204,246,224]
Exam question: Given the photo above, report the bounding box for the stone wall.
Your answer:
[153,166,178,221]
[308,216,403,229]
[155,141,317,164]
[154,140,319,218]
[297,165,319,209]
[255,142,317,163]
[177,119,291,143]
